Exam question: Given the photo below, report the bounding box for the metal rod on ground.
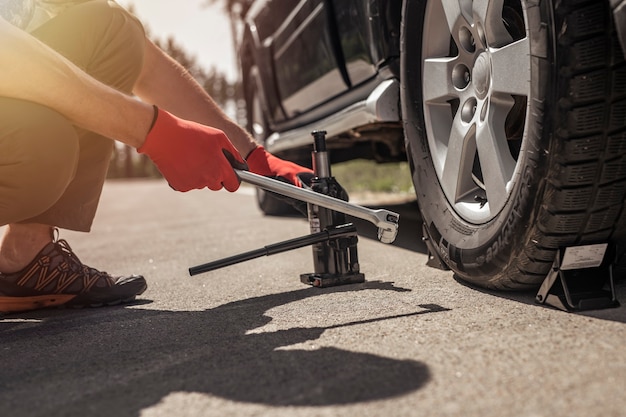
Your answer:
[189,224,358,276]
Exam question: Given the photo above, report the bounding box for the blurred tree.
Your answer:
[155,35,242,116]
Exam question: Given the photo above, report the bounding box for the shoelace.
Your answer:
[55,239,114,288]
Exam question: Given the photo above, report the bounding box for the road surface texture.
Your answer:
[1,179,625,417]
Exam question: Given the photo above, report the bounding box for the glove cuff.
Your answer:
[245,145,264,161]
[148,105,159,133]
[138,107,179,156]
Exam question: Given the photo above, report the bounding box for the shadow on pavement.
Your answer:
[345,198,626,323]
[0,281,449,417]
[347,199,428,254]
[453,275,626,324]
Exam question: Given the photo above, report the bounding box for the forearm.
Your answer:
[132,38,257,157]
[0,18,153,148]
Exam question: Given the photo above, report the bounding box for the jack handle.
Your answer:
[236,169,399,244]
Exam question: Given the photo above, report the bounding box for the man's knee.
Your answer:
[0,100,80,223]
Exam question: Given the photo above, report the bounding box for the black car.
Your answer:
[235,0,626,291]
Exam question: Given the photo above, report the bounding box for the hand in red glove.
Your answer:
[245,146,313,187]
[138,108,245,192]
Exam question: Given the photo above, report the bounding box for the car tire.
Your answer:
[401,0,626,289]
[245,66,300,216]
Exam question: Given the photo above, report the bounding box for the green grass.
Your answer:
[330,159,414,194]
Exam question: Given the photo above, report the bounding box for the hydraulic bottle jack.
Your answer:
[189,131,400,287]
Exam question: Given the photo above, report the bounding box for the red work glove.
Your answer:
[246,146,313,187]
[138,108,244,192]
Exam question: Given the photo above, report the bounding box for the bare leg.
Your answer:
[0,224,53,274]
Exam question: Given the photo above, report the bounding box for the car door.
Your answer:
[270,0,349,119]
[332,0,381,88]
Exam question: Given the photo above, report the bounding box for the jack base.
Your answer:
[300,272,365,288]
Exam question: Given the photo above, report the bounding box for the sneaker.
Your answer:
[0,238,147,313]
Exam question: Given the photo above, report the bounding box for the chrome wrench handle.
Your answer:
[236,170,399,244]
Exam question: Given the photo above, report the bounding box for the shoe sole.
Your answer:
[0,294,76,313]
[0,294,142,313]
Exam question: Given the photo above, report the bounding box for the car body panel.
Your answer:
[272,0,349,117]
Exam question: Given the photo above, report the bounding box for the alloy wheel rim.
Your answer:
[421,0,531,224]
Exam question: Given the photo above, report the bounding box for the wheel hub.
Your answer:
[473,52,491,99]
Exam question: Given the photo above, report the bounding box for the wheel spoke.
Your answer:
[440,0,472,33]
[490,38,531,97]
[441,115,475,202]
[423,57,458,102]
[475,96,517,210]
[472,0,511,46]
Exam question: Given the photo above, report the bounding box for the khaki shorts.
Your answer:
[0,0,145,231]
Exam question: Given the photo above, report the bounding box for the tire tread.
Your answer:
[506,0,626,288]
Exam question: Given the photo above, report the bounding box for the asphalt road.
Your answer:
[1,179,625,417]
